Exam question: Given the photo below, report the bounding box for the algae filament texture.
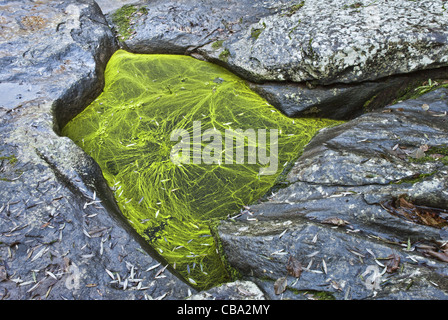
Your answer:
[62,50,339,289]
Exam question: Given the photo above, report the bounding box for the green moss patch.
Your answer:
[219,48,231,62]
[393,79,448,104]
[62,50,340,289]
[211,40,224,49]
[0,154,18,166]
[283,1,306,17]
[250,23,266,40]
[110,5,147,40]
[393,172,436,185]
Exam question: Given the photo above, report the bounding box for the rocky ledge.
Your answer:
[219,88,448,300]
[0,0,192,300]
[110,0,448,119]
[0,0,447,300]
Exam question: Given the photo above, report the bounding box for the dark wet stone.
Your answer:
[218,89,448,300]
[249,68,448,120]
[0,0,192,300]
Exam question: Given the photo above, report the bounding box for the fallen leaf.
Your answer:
[430,111,447,117]
[330,280,344,291]
[274,277,287,295]
[237,286,254,297]
[385,253,400,273]
[155,264,168,278]
[398,197,415,210]
[322,259,327,274]
[420,144,429,152]
[430,154,445,160]
[382,196,448,229]
[426,250,448,263]
[40,222,51,229]
[390,146,409,160]
[286,256,302,278]
[416,243,437,251]
[321,217,350,227]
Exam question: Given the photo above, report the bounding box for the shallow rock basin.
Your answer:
[62,49,340,289]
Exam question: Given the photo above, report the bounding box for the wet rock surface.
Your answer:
[109,0,448,118]
[218,89,448,300]
[0,0,192,300]
[107,0,291,54]
[188,280,266,300]
[249,68,448,120]
[203,0,448,85]
[1,0,448,300]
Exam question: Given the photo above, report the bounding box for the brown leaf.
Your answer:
[398,197,415,210]
[426,250,448,263]
[419,210,443,227]
[40,221,51,229]
[274,277,287,295]
[390,147,408,160]
[385,253,400,273]
[322,217,350,227]
[420,144,429,152]
[416,243,437,251]
[385,196,448,228]
[286,256,302,278]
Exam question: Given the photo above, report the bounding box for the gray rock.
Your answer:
[2,0,448,301]
[209,0,448,85]
[107,0,291,54]
[109,0,448,119]
[188,280,266,300]
[218,89,448,300]
[219,218,448,300]
[0,0,192,300]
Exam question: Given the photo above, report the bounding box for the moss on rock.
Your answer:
[110,5,147,40]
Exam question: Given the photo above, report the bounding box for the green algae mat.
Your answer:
[62,49,340,289]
